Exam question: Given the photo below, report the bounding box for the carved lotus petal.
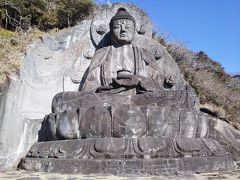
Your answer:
[94,138,127,154]
[175,138,201,153]
[137,137,167,153]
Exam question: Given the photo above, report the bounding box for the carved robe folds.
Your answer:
[82,45,165,93]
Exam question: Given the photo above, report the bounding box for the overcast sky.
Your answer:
[96,0,240,74]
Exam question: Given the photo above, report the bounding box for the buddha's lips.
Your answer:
[120,33,127,37]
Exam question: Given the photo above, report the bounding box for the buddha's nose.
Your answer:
[121,26,126,32]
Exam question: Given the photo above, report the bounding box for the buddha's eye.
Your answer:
[125,25,133,29]
[113,25,121,29]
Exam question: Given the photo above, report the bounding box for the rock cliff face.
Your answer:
[0,19,94,170]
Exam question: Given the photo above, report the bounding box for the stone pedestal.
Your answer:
[19,137,236,175]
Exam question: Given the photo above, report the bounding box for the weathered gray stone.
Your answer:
[19,156,235,175]
[19,135,237,174]
[22,138,231,159]
[0,14,93,170]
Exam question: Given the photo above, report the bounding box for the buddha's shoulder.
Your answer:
[94,46,110,56]
[89,46,110,69]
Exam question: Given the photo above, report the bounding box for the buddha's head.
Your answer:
[110,8,136,46]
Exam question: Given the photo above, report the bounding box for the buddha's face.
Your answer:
[111,19,135,46]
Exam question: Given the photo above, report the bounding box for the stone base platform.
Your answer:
[20,156,235,175]
[19,137,236,175]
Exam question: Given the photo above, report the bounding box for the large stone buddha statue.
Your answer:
[20,5,238,175]
[41,8,189,140]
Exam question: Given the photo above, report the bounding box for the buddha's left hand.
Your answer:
[113,74,140,87]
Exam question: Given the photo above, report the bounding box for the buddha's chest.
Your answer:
[111,45,135,76]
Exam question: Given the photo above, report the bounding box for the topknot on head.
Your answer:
[110,7,135,26]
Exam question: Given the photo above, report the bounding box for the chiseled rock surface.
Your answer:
[0,19,93,170]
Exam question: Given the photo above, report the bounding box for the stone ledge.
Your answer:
[25,137,231,159]
[19,156,236,175]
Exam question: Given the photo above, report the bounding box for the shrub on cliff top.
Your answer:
[0,0,94,31]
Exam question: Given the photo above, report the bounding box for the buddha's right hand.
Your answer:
[96,85,126,94]
[96,85,113,93]
[113,74,140,87]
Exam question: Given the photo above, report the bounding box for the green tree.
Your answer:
[57,0,94,28]
[38,0,58,30]
[0,0,24,30]
[0,0,94,31]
